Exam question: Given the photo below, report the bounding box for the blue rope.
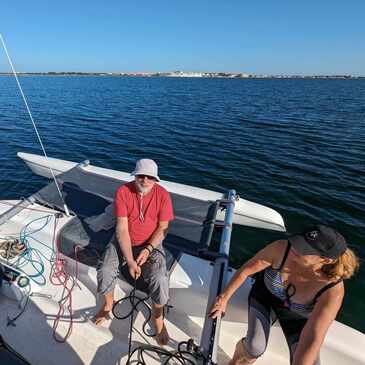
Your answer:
[12,214,57,286]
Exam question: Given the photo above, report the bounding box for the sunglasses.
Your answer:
[136,174,156,181]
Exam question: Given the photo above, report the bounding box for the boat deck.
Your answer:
[1,202,365,364]
[0,201,271,364]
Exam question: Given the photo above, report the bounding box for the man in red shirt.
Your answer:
[94,159,174,346]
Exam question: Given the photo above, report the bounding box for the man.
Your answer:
[94,158,174,346]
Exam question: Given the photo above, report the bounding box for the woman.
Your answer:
[210,224,360,365]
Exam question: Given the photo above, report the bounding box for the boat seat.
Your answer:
[58,216,181,272]
[34,165,220,287]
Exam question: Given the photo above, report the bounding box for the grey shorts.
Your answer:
[245,273,321,364]
[96,235,169,306]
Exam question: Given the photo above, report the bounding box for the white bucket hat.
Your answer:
[131,159,160,181]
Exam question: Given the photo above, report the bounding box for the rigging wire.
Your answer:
[0,34,80,345]
[0,33,70,216]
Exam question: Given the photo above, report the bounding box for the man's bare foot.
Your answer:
[93,291,115,326]
[155,323,169,346]
[151,303,170,346]
[93,307,112,326]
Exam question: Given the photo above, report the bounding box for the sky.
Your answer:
[0,0,364,75]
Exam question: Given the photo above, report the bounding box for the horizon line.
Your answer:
[0,71,364,78]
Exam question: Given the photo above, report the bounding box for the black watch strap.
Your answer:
[146,243,154,253]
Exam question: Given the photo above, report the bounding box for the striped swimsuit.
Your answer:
[264,266,314,317]
[244,241,341,364]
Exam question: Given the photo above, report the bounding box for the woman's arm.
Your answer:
[209,240,285,318]
[292,282,344,365]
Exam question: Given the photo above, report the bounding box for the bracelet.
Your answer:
[143,244,154,255]
[142,247,152,255]
[146,243,154,253]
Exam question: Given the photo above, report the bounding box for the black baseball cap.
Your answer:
[288,224,347,259]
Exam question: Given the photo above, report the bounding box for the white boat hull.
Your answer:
[17,152,286,232]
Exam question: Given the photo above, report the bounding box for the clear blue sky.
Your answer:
[1,0,364,75]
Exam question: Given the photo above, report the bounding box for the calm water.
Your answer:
[0,76,364,333]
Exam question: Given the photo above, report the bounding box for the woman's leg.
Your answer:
[278,315,320,365]
[230,297,274,365]
[290,342,321,365]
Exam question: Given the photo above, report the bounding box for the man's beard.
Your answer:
[135,181,153,194]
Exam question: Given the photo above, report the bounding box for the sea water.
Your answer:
[0,75,364,332]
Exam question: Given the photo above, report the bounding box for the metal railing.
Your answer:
[199,189,236,364]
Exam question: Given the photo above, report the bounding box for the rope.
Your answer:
[0,33,70,216]
[2,215,58,329]
[13,214,56,285]
[112,280,209,365]
[128,279,137,361]
[49,214,81,343]
[3,211,79,343]
[112,283,155,338]
[128,341,203,365]
[6,283,31,327]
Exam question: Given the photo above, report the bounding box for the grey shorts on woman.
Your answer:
[96,235,169,306]
[245,272,321,365]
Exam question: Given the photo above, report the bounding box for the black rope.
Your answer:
[128,340,205,365]
[128,279,136,362]
[112,282,155,338]
[6,284,31,327]
[112,280,210,365]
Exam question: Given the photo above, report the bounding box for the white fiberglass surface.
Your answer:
[0,203,364,364]
[17,152,286,231]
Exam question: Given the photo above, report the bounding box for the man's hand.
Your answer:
[136,248,150,267]
[128,260,142,280]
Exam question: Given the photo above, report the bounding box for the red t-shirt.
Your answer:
[114,181,174,246]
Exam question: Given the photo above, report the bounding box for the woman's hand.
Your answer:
[209,294,228,319]
[208,241,280,320]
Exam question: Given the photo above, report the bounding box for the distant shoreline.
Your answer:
[0,72,363,79]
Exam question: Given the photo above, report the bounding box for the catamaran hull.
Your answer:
[17,152,286,232]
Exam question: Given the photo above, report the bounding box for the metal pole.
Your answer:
[219,190,236,256]
[199,190,236,364]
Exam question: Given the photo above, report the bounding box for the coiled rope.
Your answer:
[112,279,208,365]
[4,212,80,343]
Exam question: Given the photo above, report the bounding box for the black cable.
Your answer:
[128,340,203,365]
[6,284,31,327]
[112,285,155,338]
[112,283,210,365]
[128,284,134,363]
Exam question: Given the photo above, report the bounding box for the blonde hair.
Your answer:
[321,248,360,280]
